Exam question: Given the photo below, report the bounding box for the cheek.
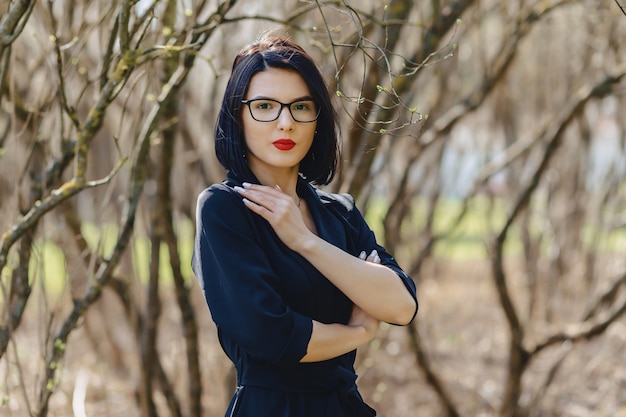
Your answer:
[306,125,317,146]
[241,114,253,141]
[242,117,263,148]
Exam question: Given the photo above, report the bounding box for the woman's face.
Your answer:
[242,67,317,178]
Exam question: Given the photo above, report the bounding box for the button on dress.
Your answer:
[192,173,418,417]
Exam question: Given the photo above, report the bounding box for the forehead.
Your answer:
[246,67,312,100]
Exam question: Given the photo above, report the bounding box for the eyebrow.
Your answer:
[247,95,315,102]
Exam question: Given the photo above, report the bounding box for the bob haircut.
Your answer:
[214,34,340,185]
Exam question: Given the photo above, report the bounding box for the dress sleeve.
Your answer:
[330,193,418,324]
[192,185,313,364]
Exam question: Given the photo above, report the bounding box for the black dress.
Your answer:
[192,173,417,417]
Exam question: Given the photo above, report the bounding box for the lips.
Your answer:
[273,139,296,151]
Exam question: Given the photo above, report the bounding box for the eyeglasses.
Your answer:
[241,98,320,123]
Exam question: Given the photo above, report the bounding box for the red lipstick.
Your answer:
[273,139,295,151]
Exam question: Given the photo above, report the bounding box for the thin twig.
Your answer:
[615,0,626,17]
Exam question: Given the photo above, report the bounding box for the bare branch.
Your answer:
[0,153,124,358]
[0,159,125,271]
[492,63,626,416]
[0,0,36,49]
[420,0,578,149]
[615,0,626,17]
[33,2,240,413]
[407,323,461,417]
[117,0,132,52]
[47,0,80,130]
[584,271,626,321]
[529,298,626,355]
[0,0,36,105]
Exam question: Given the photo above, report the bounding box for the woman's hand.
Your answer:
[234,182,312,250]
[358,249,380,264]
[348,304,379,341]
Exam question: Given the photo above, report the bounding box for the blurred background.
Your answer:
[1,0,625,416]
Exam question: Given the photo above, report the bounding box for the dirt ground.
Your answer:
[1,257,625,417]
[358,258,626,417]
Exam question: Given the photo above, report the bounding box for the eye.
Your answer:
[254,100,275,110]
[292,101,314,111]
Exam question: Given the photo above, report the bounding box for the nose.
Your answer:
[276,104,295,130]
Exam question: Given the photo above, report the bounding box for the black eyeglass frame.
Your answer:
[241,98,320,123]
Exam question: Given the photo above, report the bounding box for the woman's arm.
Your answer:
[296,236,416,325]
[302,251,380,362]
[235,183,417,325]
[302,304,379,362]
[194,186,314,365]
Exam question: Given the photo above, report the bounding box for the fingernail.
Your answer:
[359,251,366,259]
[242,182,251,188]
[234,186,244,193]
[274,184,282,191]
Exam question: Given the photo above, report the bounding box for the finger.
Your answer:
[242,182,284,197]
[240,197,274,221]
[359,251,366,260]
[366,249,381,264]
[236,183,283,204]
[235,186,286,210]
[240,182,300,211]
[239,183,294,203]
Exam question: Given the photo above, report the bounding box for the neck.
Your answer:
[250,165,300,201]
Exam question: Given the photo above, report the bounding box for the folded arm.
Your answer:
[236,183,417,325]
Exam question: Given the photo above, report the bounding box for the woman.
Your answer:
[192,33,418,417]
